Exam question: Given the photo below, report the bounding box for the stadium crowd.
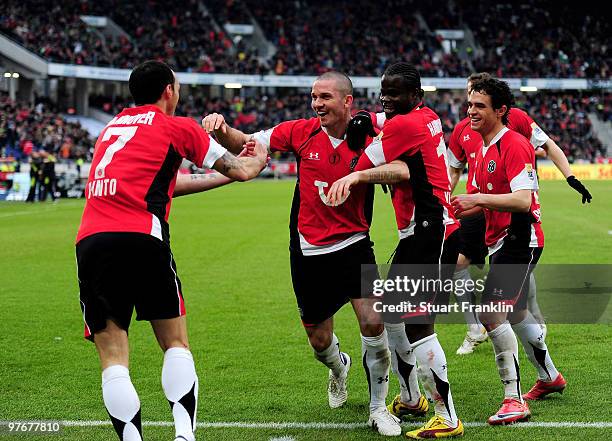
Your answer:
[1,0,608,78]
[460,0,610,79]
[0,0,264,73]
[87,90,608,163]
[244,0,470,77]
[0,92,93,161]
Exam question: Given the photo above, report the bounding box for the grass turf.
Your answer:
[0,179,610,440]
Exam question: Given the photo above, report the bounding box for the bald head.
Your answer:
[315,71,353,97]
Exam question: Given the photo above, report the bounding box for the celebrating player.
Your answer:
[202,72,403,436]
[448,72,593,355]
[328,62,464,439]
[75,60,267,441]
[452,77,566,425]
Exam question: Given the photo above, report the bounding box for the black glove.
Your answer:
[566,175,592,203]
[346,111,377,152]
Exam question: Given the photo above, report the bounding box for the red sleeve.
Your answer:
[268,120,299,153]
[508,108,534,141]
[379,116,425,162]
[170,117,213,167]
[503,135,538,192]
[354,152,375,171]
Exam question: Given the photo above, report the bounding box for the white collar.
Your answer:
[321,126,345,149]
[485,126,509,148]
[482,126,509,155]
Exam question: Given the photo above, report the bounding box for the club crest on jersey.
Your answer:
[329,151,340,165]
[307,152,320,160]
[487,160,496,173]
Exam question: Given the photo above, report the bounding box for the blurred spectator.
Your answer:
[0,92,94,161]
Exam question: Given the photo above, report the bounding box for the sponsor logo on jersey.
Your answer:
[307,152,320,160]
[463,134,471,141]
[487,160,496,173]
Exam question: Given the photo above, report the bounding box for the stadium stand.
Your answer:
[0,92,93,161]
[459,0,610,79]
[2,0,609,78]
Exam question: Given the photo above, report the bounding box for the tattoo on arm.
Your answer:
[219,152,244,173]
[364,170,402,184]
[189,173,220,181]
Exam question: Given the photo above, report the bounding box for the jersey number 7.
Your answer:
[95,126,138,179]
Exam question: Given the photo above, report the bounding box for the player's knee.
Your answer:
[360,322,384,338]
[306,329,332,352]
[158,338,189,352]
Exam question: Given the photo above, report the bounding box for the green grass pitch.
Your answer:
[0,180,610,440]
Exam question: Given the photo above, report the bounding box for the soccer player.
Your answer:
[452,77,566,425]
[75,60,267,441]
[202,71,402,436]
[448,72,593,355]
[328,62,464,439]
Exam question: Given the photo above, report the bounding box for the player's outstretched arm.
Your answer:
[202,113,252,154]
[173,172,233,197]
[541,138,592,203]
[451,190,531,215]
[327,161,409,205]
[212,140,267,182]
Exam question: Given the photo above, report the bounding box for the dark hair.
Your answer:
[469,78,513,125]
[315,71,353,96]
[383,62,424,99]
[467,72,492,83]
[129,60,175,105]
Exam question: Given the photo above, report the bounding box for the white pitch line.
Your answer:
[60,420,612,429]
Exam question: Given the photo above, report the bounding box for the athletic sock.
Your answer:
[314,333,347,377]
[512,312,559,381]
[488,322,522,401]
[526,273,545,323]
[101,365,143,441]
[454,268,484,336]
[412,334,458,427]
[361,332,391,413]
[385,323,421,406]
[162,347,198,441]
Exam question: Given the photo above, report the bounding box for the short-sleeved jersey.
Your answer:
[254,117,374,256]
[356,105,459,239]
[76,105,226,245]
[448,108,549,194]
[473,127,544,253]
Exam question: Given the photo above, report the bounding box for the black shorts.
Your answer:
[76,232,186,341]
[481,245,543,311]
[385,224,460,324]
[290,237,378,326]
[458,211,487,265]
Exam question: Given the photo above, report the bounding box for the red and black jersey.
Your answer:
[254,117,375,255]
[76,105,226,245]
[355,104,459,239]
[473,127,544,252]
[448,108,549,193]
